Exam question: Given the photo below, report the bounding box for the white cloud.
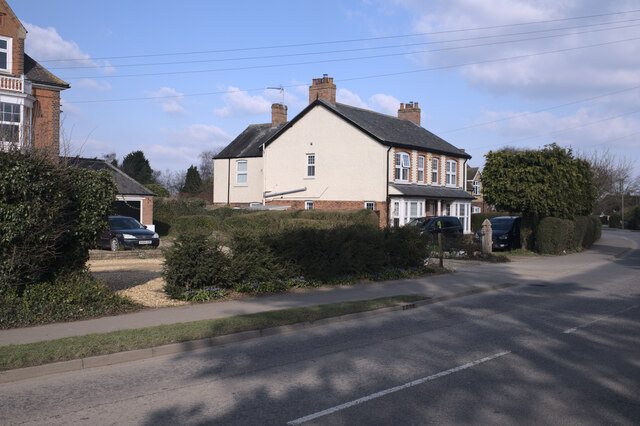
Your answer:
[395,0,640,98]
[60,98,82,116]
[337,88,368,108]
[369,93,401,115]
[24,23,96,68]
[214,86,271,117]
[76,78,112,91]
[147,124,232,170]
[149,87,186,115]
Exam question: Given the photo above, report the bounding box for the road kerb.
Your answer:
[0,282,517,384]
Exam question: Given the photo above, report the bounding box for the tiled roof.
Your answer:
[390,183,474,200]
[63,157,154,196]
[24,54,70,89]
[331,101,470,158]
[215,123,283,159]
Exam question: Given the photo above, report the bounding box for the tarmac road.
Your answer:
[1,230,638,425]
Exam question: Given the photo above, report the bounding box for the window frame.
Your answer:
[236,160,248,185]
[306,153,315,177]
[305,200,314,210]
[0,36,13,73]
[395,152,410,182]
[473,180,481,195]
[417,155,424,183]
[364,201,375,211]
[0,102,21,145]
[446,159,457,186]
[432,157,439,184]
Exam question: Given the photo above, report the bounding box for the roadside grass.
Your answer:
[0,295,428,372]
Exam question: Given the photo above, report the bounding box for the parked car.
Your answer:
[409,216,463,236]
[97,216,160,251]
[475,216,521,250]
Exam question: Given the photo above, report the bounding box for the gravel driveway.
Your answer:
[88,257,188,308]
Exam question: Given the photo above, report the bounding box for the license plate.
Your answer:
[139,240,152,245]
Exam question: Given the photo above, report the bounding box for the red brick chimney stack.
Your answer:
[398,101,421,126]
[309,74,336,105]
[271,103,287,127]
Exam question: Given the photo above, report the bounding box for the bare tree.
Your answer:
[580,148,639,216]
[198,148,220,184]
[156,168,186,195]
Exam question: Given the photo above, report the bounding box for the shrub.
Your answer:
[145,183,170,197]
[0,270,139,329]
[609,214,621,229]
[572,216,589,249]
[536,217,574,254]
[173,215,220,236]
[0,150,116,294]
[153,198,210,236]
[582,216,601,248]
[163,233,232,298]
[626,206,640,230]
[228,229,296,285]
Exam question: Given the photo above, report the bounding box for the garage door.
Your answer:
[112,200,141,222]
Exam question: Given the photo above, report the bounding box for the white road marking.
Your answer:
[287,350,511,425]
[563,304,639,334]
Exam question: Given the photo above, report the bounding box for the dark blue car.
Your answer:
[475,216,521,250]
[98,216,160,251]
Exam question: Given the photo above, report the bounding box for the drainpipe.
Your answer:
[386,146,392,227]
[227,158,231,205]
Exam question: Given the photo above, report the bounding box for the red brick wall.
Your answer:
[31,87,61,156]
[141,198,153,225]
[0,2,24,78]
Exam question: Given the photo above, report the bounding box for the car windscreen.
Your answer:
[109,217,144,230]
[490,218,515,231]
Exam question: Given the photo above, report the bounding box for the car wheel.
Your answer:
[110,238,120,252]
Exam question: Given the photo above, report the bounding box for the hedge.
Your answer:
[162,224,430,297]
[173,215,220,236]
[536,217,574,255]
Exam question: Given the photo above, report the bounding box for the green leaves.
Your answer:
[483,144,597,220]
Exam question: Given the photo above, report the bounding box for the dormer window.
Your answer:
[0,36,12,73]
[395,152,410,182]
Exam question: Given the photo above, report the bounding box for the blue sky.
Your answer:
[13,0,640,178]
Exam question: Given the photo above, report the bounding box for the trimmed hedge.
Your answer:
[536,215,601,254]
[173,215,220,236]
[536,217,574,255]
[162,224,431,297]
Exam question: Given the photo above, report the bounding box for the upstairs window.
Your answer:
[0,37,12,73]
[446,160,457,185]
[473,180,481,195]
[236,160,247,185]
[432,158,439,184]
[417,155,425,183]
[395,152,410,181]
[306,154,315,177]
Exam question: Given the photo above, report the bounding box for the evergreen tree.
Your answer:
[121,150,154,184]
[181,165,203,194]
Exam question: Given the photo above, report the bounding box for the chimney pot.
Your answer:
[398,101,421,126]
[309,74,336,105]
[271,103,287,127]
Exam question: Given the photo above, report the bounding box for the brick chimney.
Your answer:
[309,74,336,105]
[271,103,287,127]
[398,102,421,126]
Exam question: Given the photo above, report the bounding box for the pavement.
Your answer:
[0,230,636,383]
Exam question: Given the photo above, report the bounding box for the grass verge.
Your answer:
[0,295,428,371]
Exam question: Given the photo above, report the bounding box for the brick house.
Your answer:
[0,0,69,156]
[466,165,493,213]
[213,75,474,232]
